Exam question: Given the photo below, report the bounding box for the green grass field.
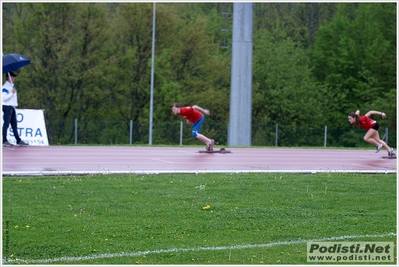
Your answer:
[2,172,397,264]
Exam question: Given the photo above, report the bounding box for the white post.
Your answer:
[324,126,327,147]
[385,128,388,143]
[275,124,278,147]
[74,118,78,145]
[130,120,133,145]
[149,3,156,145]
[180,121,183,146]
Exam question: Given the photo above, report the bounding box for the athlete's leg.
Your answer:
[363,129,380,146]
[192,115,212,148]
[192,115,214,150]
[195,133,211,145]
[367,129,391,151]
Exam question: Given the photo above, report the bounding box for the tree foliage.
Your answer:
[253,27,326,127]
[309,3,396,128]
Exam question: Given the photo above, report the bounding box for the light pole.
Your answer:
[149,2,156,145]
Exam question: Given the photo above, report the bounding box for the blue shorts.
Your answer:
[192,114,205,137]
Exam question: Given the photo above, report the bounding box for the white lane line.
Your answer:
[150,158,174,163]
[2,169,397,176]
[4,232,396,264]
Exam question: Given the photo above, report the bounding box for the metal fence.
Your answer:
[46,119,396,148]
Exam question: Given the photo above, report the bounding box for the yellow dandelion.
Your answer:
[14,225,18,229]
[26,225,30,229]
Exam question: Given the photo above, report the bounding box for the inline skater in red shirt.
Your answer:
[171,102,214,151]
[348,110,395,156]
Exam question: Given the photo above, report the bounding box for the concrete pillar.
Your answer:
[228,2,253,146]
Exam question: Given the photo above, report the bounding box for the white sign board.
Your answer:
[2,108,49,146]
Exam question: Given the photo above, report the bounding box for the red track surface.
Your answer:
[2,146,397,175]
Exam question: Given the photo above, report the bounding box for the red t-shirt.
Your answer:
[359,115,376,130]
[179,107,202,123]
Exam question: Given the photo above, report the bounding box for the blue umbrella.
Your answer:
[2,53,31,74]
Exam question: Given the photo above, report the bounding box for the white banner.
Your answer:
[2,108,49,146]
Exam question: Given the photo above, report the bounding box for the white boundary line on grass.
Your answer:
[2,169,397,176]
[3,232,396,264]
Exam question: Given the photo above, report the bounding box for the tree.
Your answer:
[253,3,337,49]
[310,3,396,128]
[7,3,116,143]
[252,27,326,127]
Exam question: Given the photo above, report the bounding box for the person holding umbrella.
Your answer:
[2,71,28,146]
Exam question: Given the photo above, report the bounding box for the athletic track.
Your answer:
[2,146,397,176]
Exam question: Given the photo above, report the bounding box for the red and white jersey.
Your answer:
[359,115,376,130]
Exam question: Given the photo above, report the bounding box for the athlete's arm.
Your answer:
[192,105,210,116]
[364,110,386,118]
